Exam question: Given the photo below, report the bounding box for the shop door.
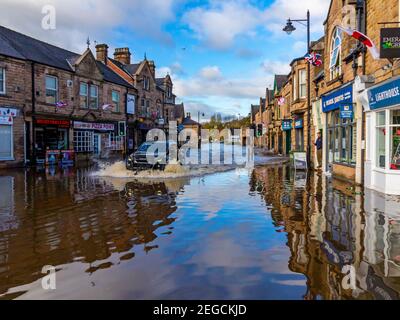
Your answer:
[278,134,283,154]
[286,130,292,155]
[93,134,101,156]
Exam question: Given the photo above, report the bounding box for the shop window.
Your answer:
[0,67,5,94]
[329,28,342,80]
[376,111,386,168]
[0,125,13,160]
[80,82,88,108]
[89,85,98,109]
[45,75,58,104]
[74,130,93,152]
[112,90,120,112]
[299,69,306,98]
[390,110,400,170]
[328,109,356,165]
[108,133,124,151]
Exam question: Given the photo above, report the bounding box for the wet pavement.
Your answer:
[0,163,400,300]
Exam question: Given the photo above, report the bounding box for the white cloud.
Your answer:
[0,0,178,52]
[261,60,291,75]
[199,66,223,81]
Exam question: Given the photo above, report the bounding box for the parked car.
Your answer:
[126,141,172,171]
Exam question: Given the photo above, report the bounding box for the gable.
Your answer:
[74,49,103,81]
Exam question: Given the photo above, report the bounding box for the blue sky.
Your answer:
[1,0,331,120]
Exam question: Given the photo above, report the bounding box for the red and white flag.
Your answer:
[337,26,380,60]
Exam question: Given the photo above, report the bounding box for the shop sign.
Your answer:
[367,77,400,111]
[0,116,13,125]
[380,28,400,59]
[322,83,353,113]
[0,107,18,117]
[282,119,292,131]
[127,94,136,115]
[36,119,70,127]
[74,121,115,131]
[340,104,354,119]
[294,119,303,129]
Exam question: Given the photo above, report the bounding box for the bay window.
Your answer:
[376,111,386,168]
[293,73,297,100]
[390,110,400,170]
[0,67,5,94]
[45,75,58,104]
[299,69,306,98]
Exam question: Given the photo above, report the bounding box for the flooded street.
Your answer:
[1,163,400,300]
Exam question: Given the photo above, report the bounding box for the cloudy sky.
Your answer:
[0,0,330,120]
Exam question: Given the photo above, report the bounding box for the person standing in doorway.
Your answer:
[315,131,323,169]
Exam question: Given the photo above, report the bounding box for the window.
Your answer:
[299,69,306,98]
[89,85,98,109]
[45,75,58,104]
[73,130,93,152]
[376,111,386,168]
[293,73,297,100]
[146,100,150,117]
[0,125,13,160]
[143,76,150,90]
[328,109,357,165]
[330,28,342,80]
[0,67,5,94]
[80,83,88,108]
[390,110,400,170]
[108,133,124,151]
[112,90,120,112]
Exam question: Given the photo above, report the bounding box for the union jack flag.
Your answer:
[55,101,68,108]
[304,52,323,67]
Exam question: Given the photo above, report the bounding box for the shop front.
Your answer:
[282,119,292,155]
[34,118,71,165]
[364,76,400,195]
[321,83,359,182]
[73,121,122,160]
[294,116,304,151]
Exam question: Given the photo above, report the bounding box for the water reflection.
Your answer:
[0,164,399,299]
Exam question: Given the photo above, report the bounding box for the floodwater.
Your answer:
[0,162,400,300]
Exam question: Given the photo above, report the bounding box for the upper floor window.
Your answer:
[0,68,5,94]
[293,73,297,101]
[299,69,307,98]
[167,86,172,98]
[330,28,342,80]
[143,76,150,91]
[112,90,120,112]
[89,85,98,109]
[80,82,88,108]
[45,75,58,104]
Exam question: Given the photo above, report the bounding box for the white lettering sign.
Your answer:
[74,121,115,131]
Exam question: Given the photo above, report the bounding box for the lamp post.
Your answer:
[283,10,312,168]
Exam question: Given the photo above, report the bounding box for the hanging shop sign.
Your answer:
[0,116,13,125]
[0,107,18,117]
[322,83,353,113]
[367,77,400,111]
[282,119,292,131]
[127,94,136,115]
[294,118,304,129]
[36,119,70,128]
[340,104,354,119]
[73,121,115,131]
[380,28,400,59]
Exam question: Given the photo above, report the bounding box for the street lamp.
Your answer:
[283,10,312,168]
[198,112,205,124]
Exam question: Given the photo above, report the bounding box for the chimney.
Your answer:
[148,60,156,77]
[114,48,131,65]
[95,44,108,64]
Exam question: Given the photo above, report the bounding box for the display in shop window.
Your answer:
[391,129,400,170]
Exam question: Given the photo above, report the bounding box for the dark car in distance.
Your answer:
[126,141,171,171]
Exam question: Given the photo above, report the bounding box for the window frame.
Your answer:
[73,130,93,153]
[45,75,58,105]
[293,72,297,101]
[0,124,13,160]
[89,85,99,109]
[329,28,342,80]
[0,67,5,95]
[112,90,120,112]
[79,82,89,109]
[299,69,307,99]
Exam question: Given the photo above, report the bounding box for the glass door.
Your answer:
[93,133,101,156]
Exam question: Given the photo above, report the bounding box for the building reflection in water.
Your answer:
[0,167,187,298]
[251,165,400,300]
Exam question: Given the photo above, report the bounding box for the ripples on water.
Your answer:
[0,164,400,300]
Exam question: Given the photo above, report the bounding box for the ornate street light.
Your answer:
[283,20,296,35]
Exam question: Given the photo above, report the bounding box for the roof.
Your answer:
[275,75,288,92]
[182,117,199,126]
[0,25,133,88]
[156,78,165,86]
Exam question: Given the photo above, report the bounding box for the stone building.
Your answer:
[0,26,137,168]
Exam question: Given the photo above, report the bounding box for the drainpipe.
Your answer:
[125,88,129,159]
[31,61,36,165]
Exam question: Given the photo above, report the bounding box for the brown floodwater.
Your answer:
[0,164,400,300]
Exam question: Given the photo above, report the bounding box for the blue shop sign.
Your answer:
[322,83,353,113]
[294,119,303,129]
[340,104,354,119]
[368,77,400,111]
[282,119,292,131]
